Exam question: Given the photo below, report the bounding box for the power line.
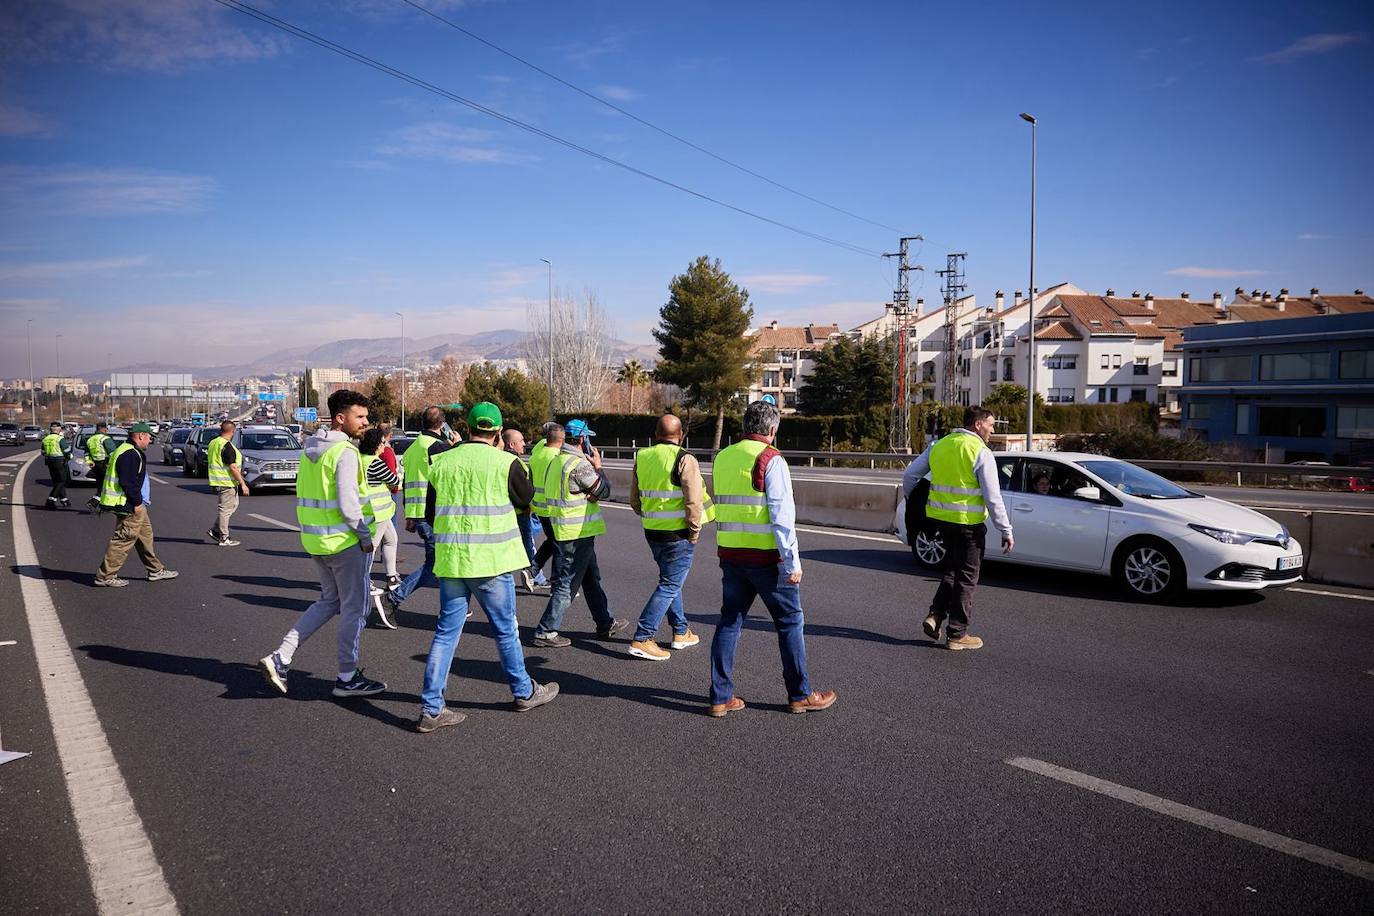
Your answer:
[396,0,905,235]
[209,0,884,258]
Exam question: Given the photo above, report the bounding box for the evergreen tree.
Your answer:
[460,362,549,435]
[797,335,894,417]
[366,374,399,426]
[297,369,319,408]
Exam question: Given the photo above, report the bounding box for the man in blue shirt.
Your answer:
[94,423,179,588]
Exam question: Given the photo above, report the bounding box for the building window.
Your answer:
[1162,359,1179,378]
[1259,352,1328,381]
[989,368,998,382]
[1189,355,1251,382]
[1048,388,1075,403]
[1338,350,1374,380]
[1003,357,1014,382]
[1336,406,1374,438]
[1130,388,1147,402]
[781,369,794,386]
[1187,401,1210,420]
[1044,355,1078,370]
[1109,387,1119,403]
[1112,354,1122,369]
[762,370,779,388]
[1256,405,1327,438]
[1133,356,1149,376]
[1100,354,1109,369]
[1236,404,1251,435]
[782,391,797,410]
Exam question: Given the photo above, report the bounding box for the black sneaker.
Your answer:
[60,498,72,508]
[332,669,386,698]
[415,707,466,733]
[595,618,628,641]
[922,613,943,641]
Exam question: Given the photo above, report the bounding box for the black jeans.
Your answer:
[45,457,69,502]
[929,521,985,639]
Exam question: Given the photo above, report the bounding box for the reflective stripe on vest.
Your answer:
[528,439,555,518]
[633,442,716,532]
[430,444,528,578]
[712,439,775,551]
[924,433,988,526]
[42,434,64,457]
[402,433,439,519]
[544,449,607,541]
[207,435,234,489]
[87,434,109,462]
[361,454,396,525]
[98,442,138,508]
[296,440,369,555]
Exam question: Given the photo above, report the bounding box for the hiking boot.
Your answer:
[788,690,838,714]
[946,634,984,651]
[514,681,559,712]
[671,629,700,650]
[922,613,942,641]
[415,707,466,733]
[595,618,628,641]
[259,652,289,694]
[531,632,571,648]
[94,576,128,588]
[708,697,746,718]
[332,669,386,698]
[147,569,179,582]
[628,639,670,661]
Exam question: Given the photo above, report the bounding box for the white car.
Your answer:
[896,451,1304,599]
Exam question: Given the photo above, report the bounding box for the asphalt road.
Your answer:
[2,442,1373,914]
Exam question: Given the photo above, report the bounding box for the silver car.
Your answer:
[67,426,129,485]
[234,426,302,491]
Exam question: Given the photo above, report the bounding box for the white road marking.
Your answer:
[149,475,174,486]
[0,640,17,646]
[249,512,299,531]
[7,452,180,912]
[1007,756,1374,882]
[1289,587,1374,603]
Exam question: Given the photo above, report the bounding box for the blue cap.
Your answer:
[566,419,595,438]
[761,394,777,405]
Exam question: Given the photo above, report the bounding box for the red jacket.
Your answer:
[381,445,399,491]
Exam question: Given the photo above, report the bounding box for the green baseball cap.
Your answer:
[467,402,502,431]
[129,422,153,435]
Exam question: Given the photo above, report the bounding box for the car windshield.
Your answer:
[1079,460,1197,499]
[171,429,192,443]
[239,431,299,450]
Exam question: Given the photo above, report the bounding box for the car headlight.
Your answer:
[242,456,262,470]
[1188,523,1257,545]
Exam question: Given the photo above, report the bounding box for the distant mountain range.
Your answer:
[78,330,658,381]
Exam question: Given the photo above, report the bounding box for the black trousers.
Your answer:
[45,457,69,502]
[929,521,985,639]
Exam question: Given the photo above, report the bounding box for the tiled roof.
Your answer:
[1161,330,1186,351]
[1322,295,1374,314]
[1052,295,1138,336]
[748,324,842,353]
[1034,320,1082,341]
[1226,300,1326,322]
[1105,296,1221,330]
[1132,324,1167,339]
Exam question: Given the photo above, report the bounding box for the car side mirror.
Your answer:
[1072,485,1101,502]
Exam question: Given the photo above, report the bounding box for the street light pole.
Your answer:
[55,333,64,426]
[26,319,36,428]
[1020,112,1037,451]
[394,311,405,432]
[540,258,553,420]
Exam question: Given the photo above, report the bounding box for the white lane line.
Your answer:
[7,452,180,912]
[600,502,901,544]
[1007,756,1374,882]
[149,475,174,487]
[1290,587,1374,603]
[0,640,17,646]
[249,512,299,532]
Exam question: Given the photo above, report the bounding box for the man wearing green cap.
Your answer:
[95,422,179,587]
[416,402,558,733]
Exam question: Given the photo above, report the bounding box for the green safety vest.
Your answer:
[544,448,606,541]
[87,434,109,462]
[99,442,139,509]
[296,440,371,556]
[713,439,775,550]
[635,442,716,532]
[431,444,527,578]
[42,434,65,457]
[361,454,396,525]
[207,435,234,489]
[402,433,440,519]
[528,439,555,518]
[924,432,988,526]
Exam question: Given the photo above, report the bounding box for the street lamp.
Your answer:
[55,333,64,426]
[395,311,405,432]
[26,319,36,427]
[1020,111,1037,451]
[540,258,554,419]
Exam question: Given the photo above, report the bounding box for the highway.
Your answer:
[2,442,1372,914]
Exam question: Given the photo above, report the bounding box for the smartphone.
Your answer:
[440,422,456,442]
[580,434,591,453]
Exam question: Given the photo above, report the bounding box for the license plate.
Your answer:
[1278,555,1303,571]
[271,472,294,480]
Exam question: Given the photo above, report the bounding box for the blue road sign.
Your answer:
[293,407,318,422]
[257,392,285,402]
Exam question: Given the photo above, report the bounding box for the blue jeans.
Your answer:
[709,562,811,705]
[535,537,613,637]
[393,521,436,604]
[421,574,533,716]
[633,538,695,641]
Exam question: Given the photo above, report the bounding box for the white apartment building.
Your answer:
[745,321,842,412]
[40,376,90,396]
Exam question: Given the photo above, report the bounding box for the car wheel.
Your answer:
[911,527,946,569]
[1113,538,1184,600]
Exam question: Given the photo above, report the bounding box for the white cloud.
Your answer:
[563,32,629,68]
[739,272,831,294]
[378,122,534,165]
[594,84,641,102]
[485,265,545,290]
[0,256,146,282]
[0,100,54,137]
[0,165,217,216]
[1167,266,1267,279]
[1252,33,1364,65]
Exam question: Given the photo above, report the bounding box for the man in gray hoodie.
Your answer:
[259,389,385,698]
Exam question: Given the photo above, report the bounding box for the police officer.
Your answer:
[85,422,112,491]
[388,406,458,613]
[41,421,72,509]
[206,420,249,546]
[415,402,558,733]
[900,405,1014,650]
[94,423,179,587]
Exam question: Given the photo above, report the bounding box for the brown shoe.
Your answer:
[788,690,837,714]
[708,696,746,718]
[946,634,984,651]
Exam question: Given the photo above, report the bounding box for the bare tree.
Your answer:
[525,288,614,414]
[414,357,468,407]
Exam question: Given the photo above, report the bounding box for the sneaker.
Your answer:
[218,538,241,547]
[788,690,838,714]
[595,618,628,641]
[516,569,535,592]
[370,585,385,597]
[147,569,179,582]
[46,496,58,509]
[628,639,670,661]
[374,596,398,630]
[946,634,984,651]
[386,575,402,590]
[94,576,129,588]
[671,629,700,650]
[385,588,403,614]
[415,707,466,733]
[514,681,559,712]
[332,669,386,698]
[206,529,220,543]
[709,696,746,718]
[922,613,942,641]
[60,498,71,508]
[86,497,100,512]
[531,632,571,648]
[259,652,289,694]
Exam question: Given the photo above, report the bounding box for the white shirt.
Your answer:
[901,429,1012,537]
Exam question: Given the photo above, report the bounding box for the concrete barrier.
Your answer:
[1307,512,1374,590]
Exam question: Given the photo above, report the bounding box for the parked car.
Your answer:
[235,426,302,491]
[182,426,218,477]
[895,451,1304,600]
[66,426,129,486]
[22,425,42,441]
[162,427,194,465]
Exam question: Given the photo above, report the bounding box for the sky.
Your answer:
[1,0,1371,377]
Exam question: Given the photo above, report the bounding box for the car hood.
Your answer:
[1137,493,1287,538]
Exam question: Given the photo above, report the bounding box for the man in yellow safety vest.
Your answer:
[206,420,249,547]
[387,406,459,614]
[94,422,179,587]
[42,422,72,509]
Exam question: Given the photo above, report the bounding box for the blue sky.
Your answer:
[1,0,1371,376]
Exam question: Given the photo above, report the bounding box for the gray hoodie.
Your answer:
[303,429,371,544]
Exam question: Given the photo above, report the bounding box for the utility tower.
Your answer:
[936,252,968,405]
[882,236,923,453]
